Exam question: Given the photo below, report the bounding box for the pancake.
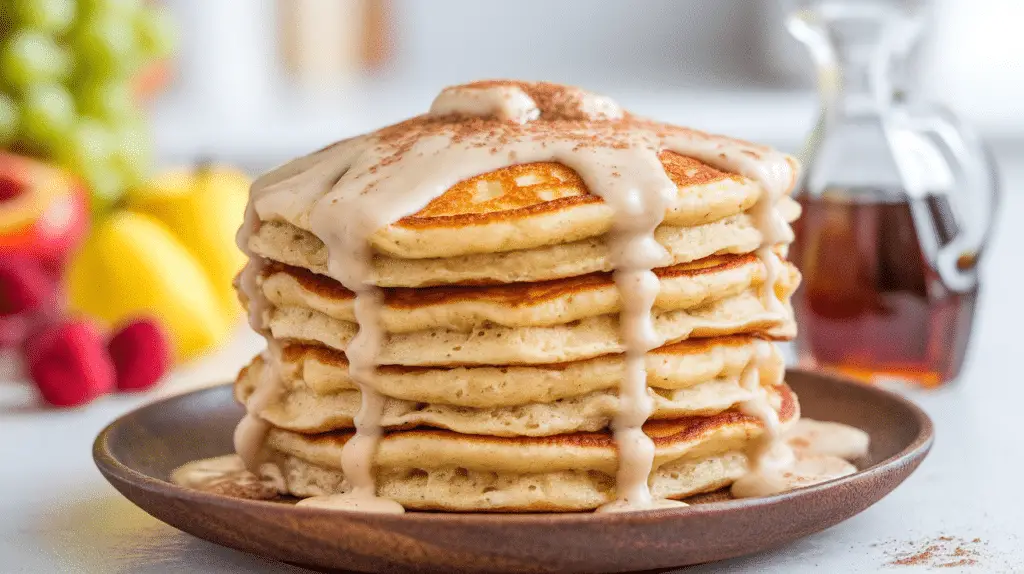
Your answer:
[260,285,796,366]
[218,81,812,514]
[266,384,796,475]
[373,153,765,259]
[249,198,799,288]
[235,349,785,435]
[259,383,797,511]
[262,335,786,407]
[275,450,749,512]
[253,150,787,261]
[258,251,795,333]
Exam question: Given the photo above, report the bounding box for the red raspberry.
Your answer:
[108,318,171,392]
[25,320,115,407]
[0,257,52,316]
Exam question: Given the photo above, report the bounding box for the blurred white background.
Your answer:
[151,0,1023,173]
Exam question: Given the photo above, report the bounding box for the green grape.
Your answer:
[110,121,151,185]
[81,0,140,13]
[56,116,115,173]
[82,160,126,215]
[1,30,72,88]
[71,13,138,79]
[14,0,76,35]
[21,83,76,146]
[78,0,142,18]
[77,80,136,121]
[135,7,176,59]
[0,93,19,146]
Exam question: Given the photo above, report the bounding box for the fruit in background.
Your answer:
[0,155,178,406]
[78,156,125,213]
[0,257,50,316]
[77,80,134,122]
[73,12,138,79]
[24,319,115,408]
[21,84,77,151]
[0,254,65,350]
[67,211,230,361]
[0,154,83,351]
[0,315,31,349]
[135,6,176,63]
[62,163,250,365]
[0,93,19,147]
[19,314,174,407]
[0,152,89,276]
[0,30,71,88]
[109,120,151,183]
[127,164,250,319]
[12,0,76,35]
[108,317,170,392]
[0,0,176,216]
[132,60,170,101]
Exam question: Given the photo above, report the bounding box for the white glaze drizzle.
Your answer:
[238,81,800,512]
[729,343,867,499]
[232,198,281,475]
[429,84,541,124]
[786,418,870,461]
[596,159,682,512]
[171,454,285,498]
[730,453,858,498]
[729,340,796,498]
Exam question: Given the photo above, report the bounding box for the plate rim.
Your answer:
[93,369,934,526]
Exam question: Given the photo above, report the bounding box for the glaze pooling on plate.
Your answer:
[221,80,866,513]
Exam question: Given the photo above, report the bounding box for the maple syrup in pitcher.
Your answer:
[790,189,977,386]
[786,2,999,387]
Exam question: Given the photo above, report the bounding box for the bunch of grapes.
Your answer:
[0,0,175,212]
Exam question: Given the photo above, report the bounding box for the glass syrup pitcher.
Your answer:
[785,0,1000,387]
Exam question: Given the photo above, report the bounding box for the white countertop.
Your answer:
[2,149,1023,574]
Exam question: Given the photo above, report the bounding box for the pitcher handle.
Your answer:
[897,102,1001,291]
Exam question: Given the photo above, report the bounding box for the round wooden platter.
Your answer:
[94,370,933,573]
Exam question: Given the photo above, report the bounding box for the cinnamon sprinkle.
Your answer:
[889,544,939,566]
[351,81,769,185]
[881,535,986,569]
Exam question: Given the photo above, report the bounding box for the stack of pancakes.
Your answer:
[236,150,803,511]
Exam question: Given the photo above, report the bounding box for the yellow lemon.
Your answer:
[67,211,229,361]
[126,164,250,320]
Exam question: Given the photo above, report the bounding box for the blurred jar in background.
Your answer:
[785,0,1000,388]
[277,0,392,92]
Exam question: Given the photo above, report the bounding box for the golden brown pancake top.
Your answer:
[393,151,743,229]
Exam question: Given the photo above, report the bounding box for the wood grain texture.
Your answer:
[93,370,932,573]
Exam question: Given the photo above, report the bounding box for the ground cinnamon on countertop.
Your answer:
[937,559,977,569]
[880,536,985,569]
[889,544,940,566]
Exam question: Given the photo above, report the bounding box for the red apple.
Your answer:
[0,152,89,278]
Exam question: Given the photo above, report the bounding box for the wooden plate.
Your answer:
[94,370,932,573]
